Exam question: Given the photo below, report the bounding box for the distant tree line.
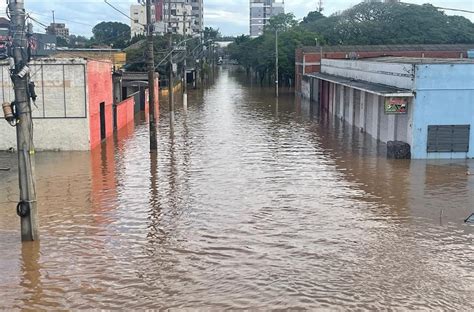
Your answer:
[227,2,474,86]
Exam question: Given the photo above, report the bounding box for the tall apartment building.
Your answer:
[250,0,285,37]
[130,0,203,37]
[46,23,69,38]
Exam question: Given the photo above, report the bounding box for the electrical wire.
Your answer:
[28,11,95,28]
[104,0,145,26]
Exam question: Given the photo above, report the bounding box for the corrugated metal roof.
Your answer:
[301,44,474,53]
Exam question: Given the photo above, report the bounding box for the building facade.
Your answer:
[46,23,69,38]
[0,58,158,151]
[295,44,474,94]
[302,57,474,159]
[250,0,284,37]
[131,0,203,37]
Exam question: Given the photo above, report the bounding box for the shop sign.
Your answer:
[385,97,408,114]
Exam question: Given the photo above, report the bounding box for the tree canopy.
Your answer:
[227,2,474,84]
[301,2,474,45]
[92,22,131,49]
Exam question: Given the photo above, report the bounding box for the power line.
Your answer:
[28,11,95,27]
[434,7,474,14]
[27,15,48,29]
[104,0,145,26]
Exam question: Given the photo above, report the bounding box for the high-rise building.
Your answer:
[130,0,203,38]
[46,23,69,38]
[250,0,285,38]
[190,0,204,34]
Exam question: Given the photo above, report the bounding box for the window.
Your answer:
[427,125,470,153]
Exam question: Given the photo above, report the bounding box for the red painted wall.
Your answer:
[144,79,160,117]
[116,97,135,131]
[87,60,114,150]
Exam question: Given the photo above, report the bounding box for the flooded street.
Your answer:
[0,68,473,310]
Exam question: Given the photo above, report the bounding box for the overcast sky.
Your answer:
[0,0,472,37]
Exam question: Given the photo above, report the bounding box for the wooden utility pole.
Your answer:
[8,0,39,241]
[146,0,158,150]
[275,29,279,98]
[182,11,188,110]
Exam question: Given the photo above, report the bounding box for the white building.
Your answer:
[130,4,147,37]
[250,0,285,37]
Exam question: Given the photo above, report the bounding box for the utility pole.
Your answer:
[168,0,174,123]
[275,29,279,98]
[146,0,158,150]
[8,0,39,241]
[182,11,188,110]
[52,10,55,34]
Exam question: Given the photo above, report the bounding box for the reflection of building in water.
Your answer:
[299,97,473,223]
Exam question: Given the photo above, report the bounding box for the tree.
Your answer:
[301,11,325,25]
[265,13,298,33]
[203,27,221,42]
[92,22,131,49]
[56,36,68,47]
[300,2,474,45]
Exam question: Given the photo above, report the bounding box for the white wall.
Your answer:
[0,59,90,151]
[321,59,415,90]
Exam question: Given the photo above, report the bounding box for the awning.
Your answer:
[306,73,414,97]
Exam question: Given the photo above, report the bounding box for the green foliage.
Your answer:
[227,14,319,84]
[56,36,68,47]
[92,21,131,49]
[203,27,221,42]
[301,2,474,45]
[228,3,474,84]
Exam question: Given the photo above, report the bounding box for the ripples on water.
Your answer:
[0,68,473,310]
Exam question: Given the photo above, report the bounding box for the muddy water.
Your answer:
[0,68,473,310]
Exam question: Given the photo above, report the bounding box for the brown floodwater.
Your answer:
[0,68,473,310]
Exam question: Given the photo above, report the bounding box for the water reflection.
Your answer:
[0,67,473,310]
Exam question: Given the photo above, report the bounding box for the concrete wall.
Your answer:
[301,77,311,99]
[321,59,415,90]
[116,97,135,131]
[0,59,91,151]
[295,46,473,93]
[144,79,160,116]
[314,80,410,146]
[412,64,474,159]
[88,60,114,150]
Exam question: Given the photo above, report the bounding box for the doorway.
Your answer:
[100,102,106,141]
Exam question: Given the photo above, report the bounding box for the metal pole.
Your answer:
[167,0,174,124]
[275,29,279,98]
[8,0,39,241]
[168,34,174,123]
[182,11,187,110]
[146,0,158,151]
